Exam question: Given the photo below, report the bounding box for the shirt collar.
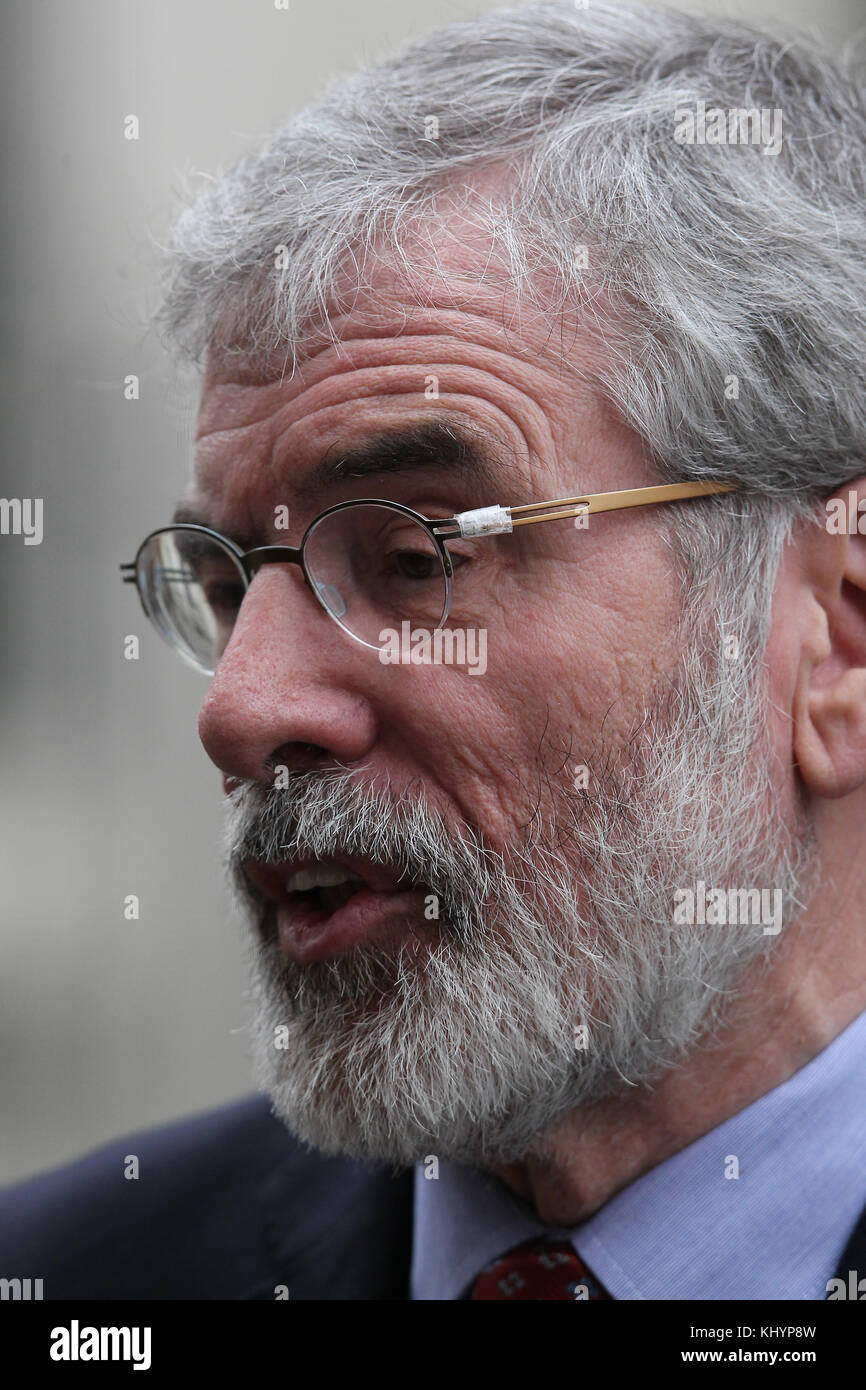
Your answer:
[411,1008,866,1300]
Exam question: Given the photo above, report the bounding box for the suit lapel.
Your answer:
[829,1203,866,1298]
[242,1140,414,1300]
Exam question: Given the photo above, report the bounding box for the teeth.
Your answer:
[285,863,363,893]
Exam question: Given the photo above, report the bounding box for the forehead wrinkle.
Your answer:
[262,331,565,417]
[223,279,585,390]
[296,311,569,382]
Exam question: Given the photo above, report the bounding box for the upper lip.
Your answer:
[241,852,416,901]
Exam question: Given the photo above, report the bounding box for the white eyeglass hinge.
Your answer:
[454,505,513,538]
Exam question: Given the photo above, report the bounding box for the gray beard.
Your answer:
[223,637,814,1167]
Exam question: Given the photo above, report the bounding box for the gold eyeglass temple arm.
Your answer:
[508,480,739,527]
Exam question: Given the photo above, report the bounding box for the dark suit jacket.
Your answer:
[0,1095,863,1299]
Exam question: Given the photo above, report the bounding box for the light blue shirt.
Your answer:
[411,1008,866,1299]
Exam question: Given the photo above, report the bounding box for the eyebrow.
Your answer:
[173,417,521,536]
[293,418,512,500]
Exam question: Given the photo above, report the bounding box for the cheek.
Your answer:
[763,607,801,766]
[509,548,680,743]
[375,551,680,846]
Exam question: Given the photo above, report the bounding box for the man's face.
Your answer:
[184,246,809,1165]
[192,265,682,847]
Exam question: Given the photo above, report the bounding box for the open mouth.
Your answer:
[240,854,432,964]
[283,863,368,920]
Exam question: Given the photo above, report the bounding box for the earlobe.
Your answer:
[793,481,866,799]
[797,669,866,798]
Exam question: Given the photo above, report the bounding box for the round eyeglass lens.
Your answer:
[136,527,247,674]
[302,502,449,649]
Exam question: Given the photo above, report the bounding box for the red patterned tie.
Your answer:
[471,1238,612,1300]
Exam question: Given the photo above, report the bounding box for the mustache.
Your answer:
[221,768,501,937]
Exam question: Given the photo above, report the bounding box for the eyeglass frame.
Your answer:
[120,479,739,659]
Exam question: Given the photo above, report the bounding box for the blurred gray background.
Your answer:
[1,0,862,1184]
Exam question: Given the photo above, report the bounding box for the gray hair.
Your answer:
[154,0,865,663]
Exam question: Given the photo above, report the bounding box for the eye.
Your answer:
[388,548,441,581]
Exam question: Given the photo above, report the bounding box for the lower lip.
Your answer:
[276,887,429,964]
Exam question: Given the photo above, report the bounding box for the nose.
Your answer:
[197,565,379,784]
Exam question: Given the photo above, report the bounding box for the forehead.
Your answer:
[200,169,597,396]
[186,204,624,532]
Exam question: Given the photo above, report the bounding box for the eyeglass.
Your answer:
[120,479,738,674]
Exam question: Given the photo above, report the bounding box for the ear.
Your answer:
[793,478,866,798]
